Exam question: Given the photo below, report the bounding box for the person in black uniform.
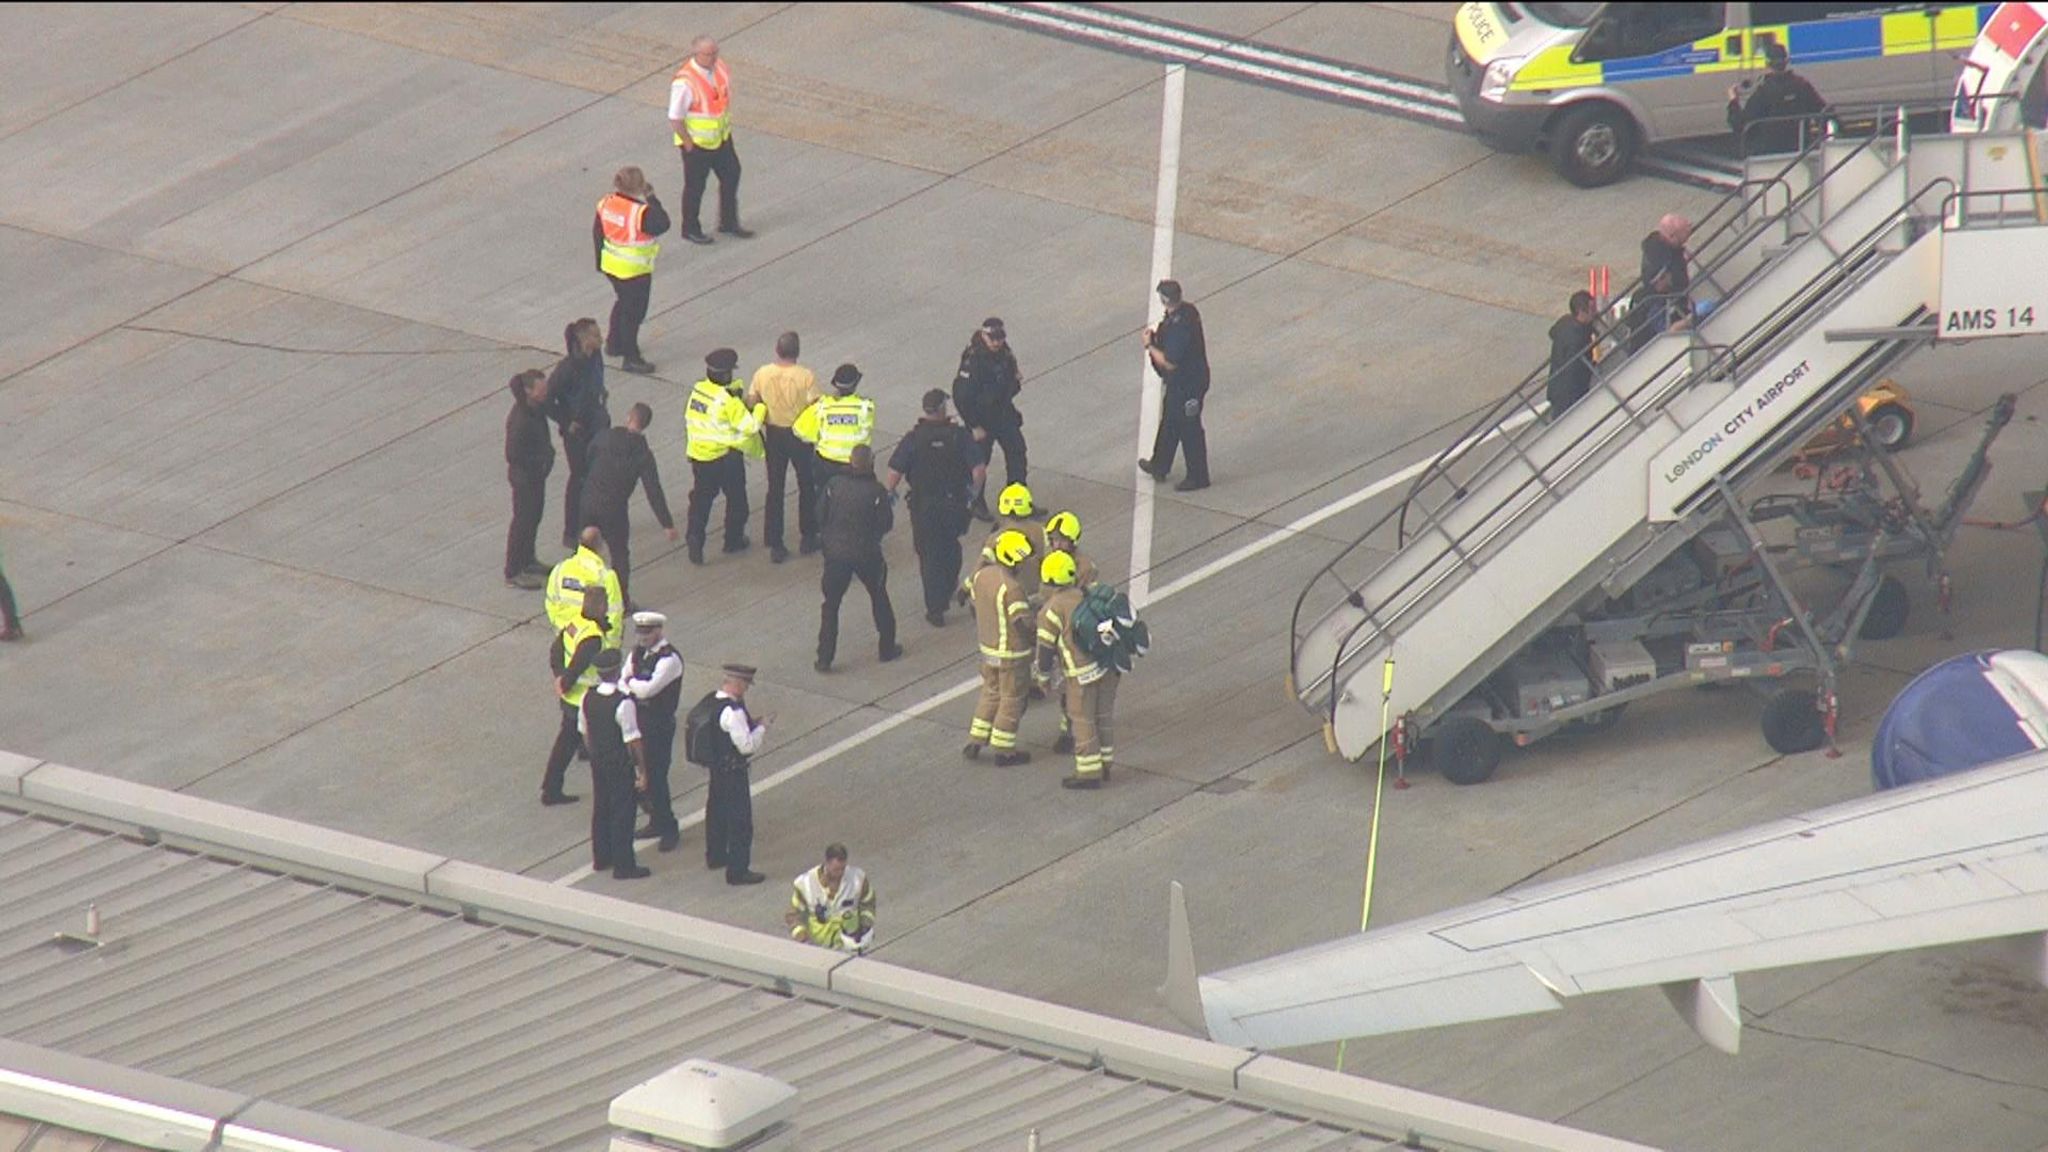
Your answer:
[504,368,555,589]
[548,318,610,549]
[582,648,652,880]
[953,318,1027,522]
[581,402,678,612]
[1138,279,1211,492]
[1727,41,1827,157]
[694,663,769,885]
[623,611,685,852]
[1546,290,1599,419]
[815,445,901,673]
[887,389,985,628]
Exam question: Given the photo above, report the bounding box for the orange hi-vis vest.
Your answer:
[596,194,659,279]
[673,59,732,149]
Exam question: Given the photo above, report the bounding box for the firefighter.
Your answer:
[1036,550,1116,789]
[977,483,1047,597]
[1042,510,1096,754]
[965,529,1035,766]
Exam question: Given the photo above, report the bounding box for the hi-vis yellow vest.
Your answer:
[596,193,659,279]
[685,379,765,461]
[673,60,731,149]
[793,395,875,463]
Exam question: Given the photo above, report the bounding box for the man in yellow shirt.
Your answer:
[745,331,821,564]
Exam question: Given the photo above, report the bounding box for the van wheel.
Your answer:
[1433,717,1502,785]
[1552,104,1635,188]
[1760,688,1826,754]
[1864,403,1913,450]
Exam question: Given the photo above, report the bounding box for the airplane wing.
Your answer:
[1174,750,2048,1054]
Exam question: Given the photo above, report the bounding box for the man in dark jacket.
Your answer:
[887,389,986,627]
[548,318,611,549]
[815,445,901,672]
[1626,215,1692,354]
[504,368,555,588]
[1138,279,1211,491]
[953,317,1027,522]
[581,402,678,612]
[1546,290,1599,419]
[1728,42,1826,156]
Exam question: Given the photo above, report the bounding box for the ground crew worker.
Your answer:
[669,36,750,244]
[1043,510,1096,753]
[582,648,652,879]
[746,331,821,563]
[684,347,766,564]
[547,318,609,548]
[978,483,1047,596]
[786,843,876,952]
[581,403,677,612]
[544,526,623,642]
[542,584,609,806]
[815,445,901,673]
[696,664,769,885]
[795,363,875,482]
[1138,279,1211,492]
[964,529,1035,766]
[887,389,984,627]
[954,317,1027,521]
[503,368,554,589]
[593,166,668,375]
[622,611,684,853]
[1036,551,1116,789]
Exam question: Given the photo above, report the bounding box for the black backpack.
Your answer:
[683,692,728,768]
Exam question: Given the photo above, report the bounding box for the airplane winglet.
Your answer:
[1661,975,1741,1055]
[1161,881,1206,1033]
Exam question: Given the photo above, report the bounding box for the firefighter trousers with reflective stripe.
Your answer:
[1065,672,1117,779]
[970,659,1029,749]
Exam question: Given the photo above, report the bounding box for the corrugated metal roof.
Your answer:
[0,805,1424,1152]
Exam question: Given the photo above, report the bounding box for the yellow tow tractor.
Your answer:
[1798,379,1916,458]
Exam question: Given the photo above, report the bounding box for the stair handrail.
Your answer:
[1286,121,1897,673]
[1313,174,1964,730]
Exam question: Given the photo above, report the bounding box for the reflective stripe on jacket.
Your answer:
[793,395,875,463]
[556,616,606,706]
[972,563,1034,662]
[790,865,874,950]
[1036,586,1105,685]
[544,545,623,641]
[685,378,765,461]
[596,193,659,278]
[672,59,732,148]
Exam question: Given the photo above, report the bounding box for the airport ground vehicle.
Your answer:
[1447,2,1993,186]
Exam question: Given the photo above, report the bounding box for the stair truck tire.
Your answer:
[1550,103,1635,188]
[1434,717,1503,785]
[1866,403,1914,450]
[1761,688,1827,754]
[1857,574,1910,641]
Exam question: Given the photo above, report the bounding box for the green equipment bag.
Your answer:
[1071,583,1149,674]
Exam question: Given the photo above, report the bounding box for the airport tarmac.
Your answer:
[3,4,2047,1149]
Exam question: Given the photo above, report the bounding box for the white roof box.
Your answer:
[609,1059,798,1151]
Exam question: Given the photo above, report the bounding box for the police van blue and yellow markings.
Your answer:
[1484,4,1994,95]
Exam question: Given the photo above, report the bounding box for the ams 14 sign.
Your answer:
[1939,227,2048,341]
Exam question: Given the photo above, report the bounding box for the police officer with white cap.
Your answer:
[622,611,685,852]
[581,648,652,880]
[687,663,770,885]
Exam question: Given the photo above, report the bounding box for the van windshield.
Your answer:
[1522,3,1603,27]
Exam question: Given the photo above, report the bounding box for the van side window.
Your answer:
[1576,3,1726,63]
[1751,3,1932,23]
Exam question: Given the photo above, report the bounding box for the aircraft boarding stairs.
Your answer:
[1291,127,2048,761]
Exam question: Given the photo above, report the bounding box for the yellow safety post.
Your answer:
[1336,656,1396,1073]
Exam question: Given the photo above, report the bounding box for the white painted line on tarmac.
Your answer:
[553,406,1542,886]
[1128,63,1186,611]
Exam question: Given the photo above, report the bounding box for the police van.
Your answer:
[1447,3,1992,185]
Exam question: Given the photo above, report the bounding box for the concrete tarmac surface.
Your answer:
[4,5,2048,1150]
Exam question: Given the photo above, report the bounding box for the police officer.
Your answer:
[583,648,653,879]
[542,584,608,806]
[786,843,876,952]
[592,166,668,375]
[965,530,1035,766]
[1036,551,1116,789]
[1138,279,1211,492]
[694,664,769,885]
[887,389,985,627]
[623,611,685,852]
[1727,41,1827,156]
[581,402,677,612]
[544,526,623,643]
[815,445,901,673]
[795,363,875,483]
[954,318,1027,521]
[684,347,766,564]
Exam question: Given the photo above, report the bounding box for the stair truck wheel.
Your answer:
[1857,574,1910,641]
[1865,403,1914,450]
[1433,717,1503,785]
[1551,103,1635,188]
[1760,688,1827,754]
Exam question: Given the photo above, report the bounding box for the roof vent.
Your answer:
[608,1059,799,1152]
